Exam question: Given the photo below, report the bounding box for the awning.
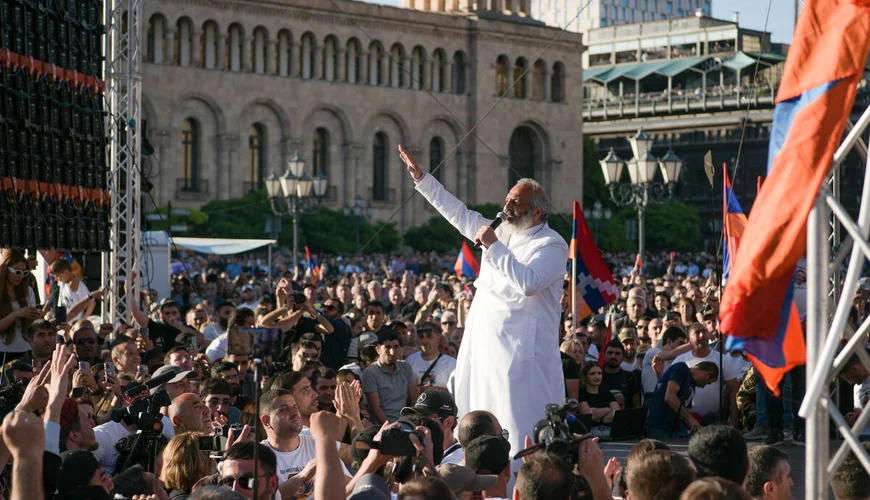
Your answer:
[584,56,712,83]
[171,237,276,255]
[655,57,710,76]
[722,51,759,70]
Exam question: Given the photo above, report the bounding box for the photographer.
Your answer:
[160,432,217,499]
[129,273,198,353]
[464,436,511,499]
[401,390,461,466]
[200,377,241,425]
[205,309,256,362]
[261,279,334,344]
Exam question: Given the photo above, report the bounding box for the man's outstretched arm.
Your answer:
[399,145,489,242]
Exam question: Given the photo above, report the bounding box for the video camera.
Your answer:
[354,420,425,457]
[0,380,26,407]
[112,382,171,430]
[515,401,591,464]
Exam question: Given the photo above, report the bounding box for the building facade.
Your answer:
[531,0,711,35]
[142,0,584,233]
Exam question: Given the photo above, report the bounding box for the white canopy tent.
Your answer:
[141,232,276,299]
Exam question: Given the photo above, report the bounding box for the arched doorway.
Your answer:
[508,126,536,188]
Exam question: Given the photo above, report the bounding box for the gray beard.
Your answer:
[502,211,536,236]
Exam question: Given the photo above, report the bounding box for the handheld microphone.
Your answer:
[474,212,508,249]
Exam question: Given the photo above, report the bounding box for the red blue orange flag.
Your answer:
[721,0,870,394]
[454,241,481,279]
[570,201,618,320]
[723,167,748,282]
[304,247,320,287]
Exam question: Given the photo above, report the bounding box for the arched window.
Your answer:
[301,32,316,79]
[175,17,193,66]
[228,23,243,72]
[369,41,383,86]
[147,15,166,64]
[508,127,536,188]
[346,38,361,84]
[181,118,200,191]
[390,44,405,88]
[453,51,467,94]
[429,137,444,182]
[202,21,219,69]
[495,55,508,96]
[531,60,546,100]
[432,49,445,92]
[514,58,527,99]
[313,128,330,176]
[252,26,268,74]
[248,124,267,192]
[277,30,291,76]
[373,132,388,201]
[412,46,426,90]
[551,62,565,102]
[323,36,339,81]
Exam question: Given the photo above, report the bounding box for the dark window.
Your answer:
[181,118,200,191]
[248,124,266,191]
[313,128,329,176]
[508,127,536,188]
[373,132,388,201]
[429,137,444,182]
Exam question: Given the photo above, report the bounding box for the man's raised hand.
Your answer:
[398,145,424,182]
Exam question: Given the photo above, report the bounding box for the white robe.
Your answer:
[415,174,568,474]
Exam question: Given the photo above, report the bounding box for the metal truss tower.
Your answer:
[102,0,142,324]
[801,104,870,497]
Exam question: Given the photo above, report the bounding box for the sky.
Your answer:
[359,0,796,44]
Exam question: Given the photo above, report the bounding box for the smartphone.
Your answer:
[105,363,116,378]
[78,361,91,374]
[71,387,85,398]
[137,365,149,376]
[55,306,67,323]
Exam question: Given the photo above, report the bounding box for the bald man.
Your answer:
[169,394,213,433]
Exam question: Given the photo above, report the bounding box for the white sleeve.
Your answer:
[206,335,227,362]
[414,174,491,242]
[482,239,568,297]
[27,288,36,307]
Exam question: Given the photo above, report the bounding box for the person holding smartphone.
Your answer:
[0,250,42,361]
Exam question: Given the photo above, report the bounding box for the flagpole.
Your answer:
[571,245,577,337]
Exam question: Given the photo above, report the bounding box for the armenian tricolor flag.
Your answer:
[721,0,870,394]
[304,247,320,287]
[723,168,748,282]
[570,201,618,321]
[454,241,481,279]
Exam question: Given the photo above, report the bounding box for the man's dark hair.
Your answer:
[223,441,277,476]
[299,332,321,344]
[625,438,671,484]
[25,319,55,340]
[604,339,624,355]
[217,301,236,312]
[359,345,379,364]
[189,485,246,499]
[336,368,360,381]
[228,308,255,328]
[459,410,499,448]
[364,301,384,314]
[688,425,749,484]
[661,326,687,344]
[377,331,399,345]
[51,259,71,274]
[199,377,233,399]
[588,318,606,330]
[693,361,720,381]
[515,452,573,500]
[746,445,789,498]
[402,414,444,466]
[163,346,190,365]
[831,441,870,500]
[324,298,344,315]
[111,465,152,497]
[259,388,292,415]
[397,477,454,500]
[627,450,694,500]
[310,366,336,388]
[679,477,752,500]
[159,301,181,314]
[270,371,309,392]
[211,361,237,379]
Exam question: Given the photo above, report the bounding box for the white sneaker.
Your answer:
[744,426,769,441]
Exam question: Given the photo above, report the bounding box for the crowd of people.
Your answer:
[0,244,868,500]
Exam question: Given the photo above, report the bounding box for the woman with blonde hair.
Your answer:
[160,432,216,499]
[0,250,41,360]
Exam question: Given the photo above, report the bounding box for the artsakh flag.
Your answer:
[454,241,481,279]
[304,247,320,287]
[721,0,870,394]
[598,322,612,367]
[723,167,748,282]
[570,201,618,320]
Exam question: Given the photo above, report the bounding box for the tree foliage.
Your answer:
[402,203,502,252]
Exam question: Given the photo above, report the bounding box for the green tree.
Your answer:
[402,203,502,252]
[583,136,610,212]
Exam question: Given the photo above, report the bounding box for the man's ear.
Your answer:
[260,414,270,429]
[762,480,775,494]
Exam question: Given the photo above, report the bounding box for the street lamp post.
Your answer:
[343,195,373,254]
[584,200,612,243]
[599,129,682,265]
[265,151,329,275]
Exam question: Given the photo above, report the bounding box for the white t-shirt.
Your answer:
[2,288,36,352]
[206,333,229,361]
[725,352,752,382]
[640,347,663,395]
[60,281,91,321]
[239,301,260,311]
[202,323,226,343]
[441,442,464,465]
[854,375,870,437]
[404,352,457,388]
[673,350,737,415]
[262,436,351,495]
[93,416,174,475]
[621,359,638,372]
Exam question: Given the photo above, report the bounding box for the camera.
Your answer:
[293,292,307,305]
[0,381,26,407]
[516,402,590,464]
[113,382,171,430]
[354,420,424,457]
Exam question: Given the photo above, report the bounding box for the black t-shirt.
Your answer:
[321,317,351,371]
[146,319,180,353]
[287,316,320,344]
[601,369,641,407]
[561,352,580,380]
[579,388,616,410]
[400,301,422,319]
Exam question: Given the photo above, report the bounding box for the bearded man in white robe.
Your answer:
[398,145,568,476]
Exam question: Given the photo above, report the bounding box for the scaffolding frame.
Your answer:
[101,0,142,323]
[801,103,870,497]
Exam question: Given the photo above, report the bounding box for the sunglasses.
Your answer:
[75,337,97,345]
[7,268,27,277]
[417,330,436,337]
[219,474,271,490]
[322,304,337,310]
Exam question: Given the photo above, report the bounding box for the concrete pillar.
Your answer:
[243,36,253,72]
[360,51,369,84]
[443,60,452,93]
[165,28,176,64]
[403,57,413,89]
[191,28,201,67]
[337,48,347,82]
[380,52,389,86]
[266,40,276,74]
[314,43,323,80]
[290,45,300,77]
[422,57,430,90]
[216,33,226,70]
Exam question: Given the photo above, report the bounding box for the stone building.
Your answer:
[142,0,584,232]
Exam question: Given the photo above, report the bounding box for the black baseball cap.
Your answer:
[464,435,511,475]
[401,390,458,417]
